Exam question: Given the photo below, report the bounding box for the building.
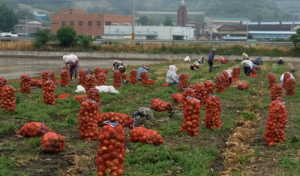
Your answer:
[205,17,250,29]
[14,20,43,36]
[102,26,195,40]
[51,8,132,38]
[36,14,47,21]
[177,0,187,27]
[196,34,210,41]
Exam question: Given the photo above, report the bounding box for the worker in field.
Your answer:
[280,72,295,84]
[197,57,205,64]
[242,52,249,60]
[63,54,79,80]
[241,59,253,76]
[190,61,200,70]
[220,56,225,64]
[278,57,284,65]
[254,57,263,65]
[137,65,149,81]
[166,65,179,85]
[208,49,216,73]
[225,69,233,85]
[112,60,126,74]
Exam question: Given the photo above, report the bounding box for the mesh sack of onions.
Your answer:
[42,71,55,84]
[42,132,66,153]
[94,67,101,76]
[130,69,138,85]
[269,98,282,115]
[172,93,184,104]
[60,69,70,87]
[270,84,282,101]
[285,78,295,97]
[1,85,16,111]
[150,98,173,113]
[100,69,108,75]
[180,97,201,136]
[87,88,101,108]
[130,127,164,146]
[205,95,222,130]
[251,69,257,75]
[78,100,100,141]
[30,79,42,87]
[62,66,69,71]
[204,80,214,95]
[178,74,189,91]
[97,112,133,128]
[194,83,207,105]
[141,71,150,87]
[0,77,7,99]
[283,72,291,89]
[17,122,49,137]
[74,95,88,103]
[96,73,107,86]
[85,75,96,92]
[20,74,31,94]
[216,74,226,93]
[224,58,228,64]
[221,71,230,88]
[43,80,55,105]
[232,67,239,80]
[114,71,122,88]
[237,82,249,91]
[264,102,287,146]
[182,88,195,103]
[268,73,276,88]
[122,74,127,80]
[97,122,125,176]
[79,69,89,86]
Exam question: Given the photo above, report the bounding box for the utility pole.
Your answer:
[132,0,135,39]
[26,16,28,37]
[292,7,295,30]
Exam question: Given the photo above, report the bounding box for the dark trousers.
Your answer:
[208,60,213,72]
[229,77,232,85]
[244,67,252,76]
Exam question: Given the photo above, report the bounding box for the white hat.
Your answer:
[194,62,200,66]
[279,57,283,60]
[63,55,69,63]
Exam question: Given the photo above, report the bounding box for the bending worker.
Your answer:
[190,61,200,70]
[278,57,284,65]
[113,60,126,74]
[280,72,295,84]
[208,49,216,73]
[137,65,149,81]
[241,59,253,76]
[166,65,179,85]
[254,57,263,65]
[63,54,79,80]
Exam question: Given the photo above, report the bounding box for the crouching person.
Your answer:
[166,65,179,86]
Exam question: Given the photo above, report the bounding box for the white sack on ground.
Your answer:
[95,86,119,94]
[75,85,86,93]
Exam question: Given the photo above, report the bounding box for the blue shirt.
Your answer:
[137,67,148,80]
[208,51,215,61]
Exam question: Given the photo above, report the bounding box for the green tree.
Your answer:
[137,16,149,25]
[290,29,300,50]
[149,17,157,26]
[75,35,94,49]
[16,9,35,20]
[163,15,173,26]
[31,29,55,48]
[0,4,18,32]
[56,26,76,47]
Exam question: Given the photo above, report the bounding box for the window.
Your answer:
[105,21,111,26]
[97,21,101,26]
[62,21,65,26]
[70,21,74,26]
[79,21,83,26]
[88,21,92,26]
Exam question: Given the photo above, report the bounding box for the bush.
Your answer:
[75,35,94,49]
[31,29,54,48]
[56,26,76,47]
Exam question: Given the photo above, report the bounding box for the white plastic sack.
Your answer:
[184,56,191,62]
[95,86,119,94]
[75,85,86,93]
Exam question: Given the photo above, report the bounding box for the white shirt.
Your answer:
[166,65,178,84]
[184,56,191,62]
[68,54,78,64]
[241,60,253,69]
[280,73,295,84]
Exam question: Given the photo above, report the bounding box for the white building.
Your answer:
[102,26,195,40]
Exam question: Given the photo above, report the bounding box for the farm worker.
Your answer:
[278,57,284,65]
[241,59,253,76]
[197,57,205,64]
[220,56,225,64]
[166,65,179,85]
[63,54,79,80]
[208,49,216,73]
[225,69,233,85]
[112,60,126,74]
[190,61,200,70]
[242,52,249,60]
[254,57,263,65]
[184,56,191,62]
[280,72,295,84]
[137,65,149,81]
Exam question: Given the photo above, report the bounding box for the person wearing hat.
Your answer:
[254,57,263,65]
[208,49,216,72]
[63,54,79,80]
[137,65,149,81]
[190,61,200,70]
[242,52,249,60]
[278,57,284,65]
[241,59,253,76]
[112,60,126,74]
[166,65,179,85]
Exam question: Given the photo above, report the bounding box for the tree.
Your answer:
[16,9,35,20]
[0,4,18,32]
[75,35,94,49]
[149,17,157,26]
[163,15,173,26]
[31,29,55,48]
[290,29,300,50]
[137,16,149,25]
[56,26,76,47]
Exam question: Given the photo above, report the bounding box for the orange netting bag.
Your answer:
[232,67,239,80]
[268,73,276,88]
[42,132,66,153]
[60,69,70,87]
[97,112,133,128]
[237,82,249,91]
[85,75,96,92]
[62,66,69,71]
[122,74,127,80]
[96,73,107,86]
[205,95,222,130]
[79,69,89,86]
[42,71,55,84]
[1,85,16,111]
[17,122,49,137]
[87,88,101,108]
[172,93,184,104]
[283,72,291,90]
[43,80,55,105]
[30,79,42,87]
[94,67,101,76]
[74,95,88,103]
[216,74,226,93]
[251,69,257,75]
[270,84,282,101]
[114,71,122,88]
[130,127,164,146]
[180,97,201,136]
[182,88,195,103]
[150,98,173,113]
[0,77,7,99]
[178,74,189,91]
[20,74,31,94]
[204,80,214,95]
[285,78,295,97]
[221,71,230,88]
[130,69,138,85]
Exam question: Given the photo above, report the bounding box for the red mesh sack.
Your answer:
[130,127,164,146]
[20,74,31,94]
[130,69,138,85]
[194,83,207,105]
[79,69,89,86]
[268,73,276,88]
[264,103,287,146]
[285,78,295,97]
[182,88,195,103]
[43,80,55,105]
[42,132,66,153]
[237,82,249,91]
[0,77,7,99]
[205,95,222,130]
[114,71,122,88]
[283,72,291,90]
[97,112,133,128]
[78,100,99,141]
[150,98,173,113]
[232,67,239,80]
[204,80,214,95]
[87,88,101,108]
[215,59,219,62]
[172,93,184,104]
[85,75,96,92]
[17,122,48,137]
[221,71,230,88]
[1,85,16,111]
[270,84,282,101]
[62,66,69,71]
[94,67,101,76]
[216,74,226,93]
[60,69,70,87]
[74,95,88,103]
[223,58,228,64]
[122,74,127,80]
[96,73,107,86]
[251,69,257,75]
[141,71,150,87]
[42,71,55,84]
[100,69,108,75]
[178,74,189,91]
[269,98,282,115]
[30,79,42,87]
[97,122,125,176]
[180,97,201,136]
